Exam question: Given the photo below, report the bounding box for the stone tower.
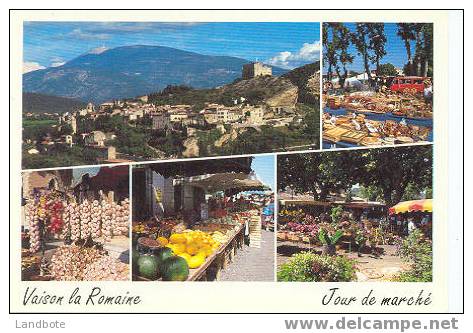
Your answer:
[242,62,272,80]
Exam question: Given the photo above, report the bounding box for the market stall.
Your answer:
[131,159,271,281]
[21,167,130,281]
[388,199,432,237]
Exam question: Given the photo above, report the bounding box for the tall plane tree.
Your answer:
[360,145,433,208]
[333,23,353,88]
[351,23,373,86]
[396,23,416,75]
[323,23,339,82]
[368,23,387,74]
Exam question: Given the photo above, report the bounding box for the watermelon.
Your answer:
[153,247,173,266]
[132,249,140,273]
[160,256,190,281]
[136,255,159,280]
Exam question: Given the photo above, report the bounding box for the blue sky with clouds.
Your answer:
[323,23,416,73]
[252,155,275,190]
[23,22,320,73]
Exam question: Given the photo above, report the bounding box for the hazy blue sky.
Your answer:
[323,23,421,73]
[23,22,320,73]
[252,155,275,189]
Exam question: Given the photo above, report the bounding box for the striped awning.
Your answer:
[389,199,432,215]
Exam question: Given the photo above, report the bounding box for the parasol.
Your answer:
[388,199,432,215]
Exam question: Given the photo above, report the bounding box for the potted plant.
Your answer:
[318,228,344,256]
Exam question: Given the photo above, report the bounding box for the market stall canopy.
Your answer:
[279,192,385,209]
[72,166,129,192]
[185,172,269,193]
[147,157,253,178]
[388,199,433,215]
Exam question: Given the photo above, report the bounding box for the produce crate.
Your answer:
[132,223,246,282]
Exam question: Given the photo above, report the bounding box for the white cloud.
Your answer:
[87,46,109,55]
[267,41,321,69]
[51,61,66,67]
[23,62,45,74]
[68,28,110,41]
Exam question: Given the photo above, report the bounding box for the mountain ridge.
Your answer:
[23,45,287,103]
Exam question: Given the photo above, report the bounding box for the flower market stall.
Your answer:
[21,166,130,281]
[388,199,432,238]
[131,157,272,281]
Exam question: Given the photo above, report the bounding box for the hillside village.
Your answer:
[23,62,320,169]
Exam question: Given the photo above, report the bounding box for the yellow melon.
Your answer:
[188,254,206,269]
[186,243,199,256]
[169,233,186,244]
[157,236,168,246]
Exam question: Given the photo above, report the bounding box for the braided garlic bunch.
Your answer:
[26,200,41,253]
[91,200,102,240]
[80,200,91,240]
[101,201,112,243]
[119,198,130,235]
[69,202,80,241]
[61,200,70,240]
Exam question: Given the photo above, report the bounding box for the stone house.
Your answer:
[84,131,107,146]
[152,114,171,130]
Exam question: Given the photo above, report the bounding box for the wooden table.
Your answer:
[133,223,246,282]
[187,223,245,281]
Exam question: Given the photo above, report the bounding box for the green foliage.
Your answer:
[22,146,98,169]
[278,146,432,207]
[330,205,344,223]
[277,251,356,282]
[196,129,223,156]
[22,92,86,115]
[397,23,433,77]
[218,125,316,157]
[377,63,398,76]
[318,228,344,246]
[148,130,186,156]
[401,183,424,201]
[23,119,57,141]
[359,185,383,202]
[394,229,432,282]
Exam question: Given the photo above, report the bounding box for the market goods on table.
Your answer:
[22,190,130,281]
[49,244,129,281]
[25,194,130,251]
[132,210,255,281]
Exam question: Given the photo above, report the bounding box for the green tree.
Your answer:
[368,23,387,74]
[333,23,354,88]
[377,63,398,77]
[396,23,416,75]
[277,151,364,201]
[323,23,338,82]
[421,24,433,77]
[360,145,433,207]
[351,23,374,86]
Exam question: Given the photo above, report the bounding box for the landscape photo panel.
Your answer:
[22,22,321,169]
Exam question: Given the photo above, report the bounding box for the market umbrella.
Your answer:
[388,199,432,215]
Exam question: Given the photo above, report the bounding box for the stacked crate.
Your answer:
[249,213,262,248]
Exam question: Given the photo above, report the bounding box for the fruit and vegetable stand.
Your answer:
[132,211,257,281]
[132,158,269,281]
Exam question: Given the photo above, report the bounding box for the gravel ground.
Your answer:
[277,242,409,281]
[219,230,275,281]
